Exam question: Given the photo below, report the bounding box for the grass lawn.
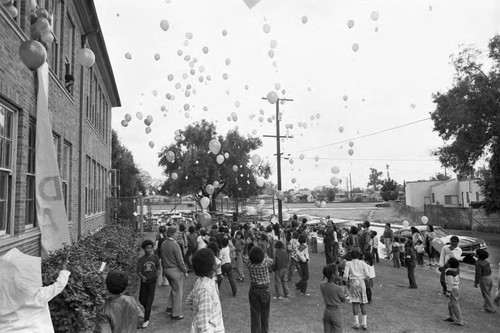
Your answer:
[139,232,500,333]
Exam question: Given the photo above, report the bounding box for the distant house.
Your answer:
[290,190,313,203]
[405,179,484,212]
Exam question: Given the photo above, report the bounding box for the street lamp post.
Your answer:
[262,96,293,224]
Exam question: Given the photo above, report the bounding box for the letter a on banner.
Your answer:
[36,63,71,258]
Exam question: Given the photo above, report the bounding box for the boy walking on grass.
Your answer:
[405,239,418,289]
[243,242,274,333]
[137,240,160,328]
[442,257,463,326]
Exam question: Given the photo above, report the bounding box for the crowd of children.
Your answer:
[88,217,500,333]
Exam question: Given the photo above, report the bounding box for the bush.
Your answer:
[41,223,140,333]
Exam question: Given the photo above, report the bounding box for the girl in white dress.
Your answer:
[343,250,371,330]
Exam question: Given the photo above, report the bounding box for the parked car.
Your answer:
[390,225,487,259]
[375,201,390,208]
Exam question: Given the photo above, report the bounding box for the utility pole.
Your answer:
[262,96,294,224]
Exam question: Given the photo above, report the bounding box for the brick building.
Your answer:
[0,0,120,256]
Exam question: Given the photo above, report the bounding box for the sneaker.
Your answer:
[142,320,149,328]
[171,315,184,320]
[273,296,282,300]
[361,324,367,330]
[352,324,360,330]
[299,293,311,296]
[442,317,453,322]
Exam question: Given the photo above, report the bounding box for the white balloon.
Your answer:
[222,29,227,36]
[160,20,170,31]
[267,91,279,104]
[148,141,155,148]
[216,155,225,164]
[124,114,132,122]
[206,184,215,195]
[251,154,262,166]
[268,50,274,58]
[338,126,344,133]
[171,173,178,180]
[258,116,264,123]
[270,40,277,49]
[177,49,183,56]
[202,46,209,54]
[352,43,359,52]
[154,53,160,61]
[331,166,340,174]
[330,176,339,186]
[209,139,221,154]
[200,197,210,209]
[263,23,271,33]
[347,20,355,29]
[301,16,308,24]
[421,216,429,224]
[121,120,128,127]
[224,152,229,159]
[185,32,193,39]
[314,156,319,162]
[222,73,228,80]
[403,220,410,228]
[321,201,327,208]
[299,154,305,160]
[225,58,231,66]
[136,112,143,120]
[370,11,379,21]
[256,179,265,187]
[166,151,175,162]
[291,177,297,184]
[168,74,174,81]
[348,148,354,156]
[232,165,238,172]
[213,181,220,188]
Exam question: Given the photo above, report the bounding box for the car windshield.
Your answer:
[433,227,449,238]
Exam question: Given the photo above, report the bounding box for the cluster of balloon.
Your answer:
[209,139,221,155]
[199,212,212,227]
[18,2,64,71]
[421,216,429,224]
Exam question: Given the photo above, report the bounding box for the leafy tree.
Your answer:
[429,172,452,181]
[111,130,144,197]
[380,179,399,201]
[158,120,267,211]
[431,35,500,212]
[367,168,384,191]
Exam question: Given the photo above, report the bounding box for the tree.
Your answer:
[380,179,399,201]
[429,172,451,182]
[158,120,268,211]
[367,168,384,191]
[111,130,144,197]
[431,35,500,213]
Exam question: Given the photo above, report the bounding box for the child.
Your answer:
[219,238,237,296]
[273,240,290,299]
[415,240,425,266]
[320,264,347,333]
[186,248,225,332]
[399,238,406,267]
[371,231,379,263]
[137,240,160,328]
[234,231,246,282]
[243,242,274,333]
[94,271,140,332]
[295,234,310,296]
[287,232,300,282]
[207,242,223,291]
[405,239,418,289]
[442,258,463,326]
[364,252,376,303]
[343,250,371,330]
[391,238,401,268]
[474,249,496,313]
[309,228,318,253]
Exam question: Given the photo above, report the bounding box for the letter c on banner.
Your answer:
[39,176,63,201]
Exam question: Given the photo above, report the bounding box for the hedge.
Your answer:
[41,223,140,333]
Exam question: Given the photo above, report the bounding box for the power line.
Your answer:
[300,117,432,153]
[288,157,438,162]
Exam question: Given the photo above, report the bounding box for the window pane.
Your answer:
[0,107,5,137]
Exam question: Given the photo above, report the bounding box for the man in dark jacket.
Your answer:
[323,219,335,264]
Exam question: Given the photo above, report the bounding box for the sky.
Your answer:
[94,0,500,191]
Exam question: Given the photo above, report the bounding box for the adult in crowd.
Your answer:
[410,227,423,245]
[184,226,198,271]
[358,221,372,256]
[323,219,335,264]
[425,224,437,266]
[382,223,393,260]
[219,238,238,296]
[161,226,189,320]
[438,235,462,295]
[287,231,300,282]
[186,248,225,333]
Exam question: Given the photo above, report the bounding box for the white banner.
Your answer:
[36,63,71,258]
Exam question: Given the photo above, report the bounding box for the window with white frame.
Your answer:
[0,104,15,235]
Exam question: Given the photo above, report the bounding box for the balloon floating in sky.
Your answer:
[148,141,155,148]
[168,74,174,81]
[263,23,271,34]
[289,158,294,165]
[348,148,354,156]
[154,53,160,61]
[270,40,277,49]
[209,139,221,155]
[216,155,224,164]
[301,16,308,24]
[171,173,178,180]
[206,184,215,195]
[124,52,132,59]
[343,95,348,101]
[145,127,151,134]
[222,29,227,36]
[232,165,238,172]
[268,50,274,58]
[299,154,305,160]
[316,113,321,119]
[222,73,228,80]
[258,116,264,123]
[291,177,297,184]
[177,49,183,56]
[347,20,355,29]
[225,58,231,66]
[160,19,170,31]
[121,120,128,127]
[267,91,279,104]
[185,32,193,39]
[331,166,340,174]
[136,112,143,120]
[166,151,175,162]
[338,126,344,133]
[352,43,359,52]
[370,11,379,21]
[124,114,132,122]
[410,103,416,109]
[330,176,339,186]
[202,46,209,54]
[314,156,319,162]
[349,141,354,147]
